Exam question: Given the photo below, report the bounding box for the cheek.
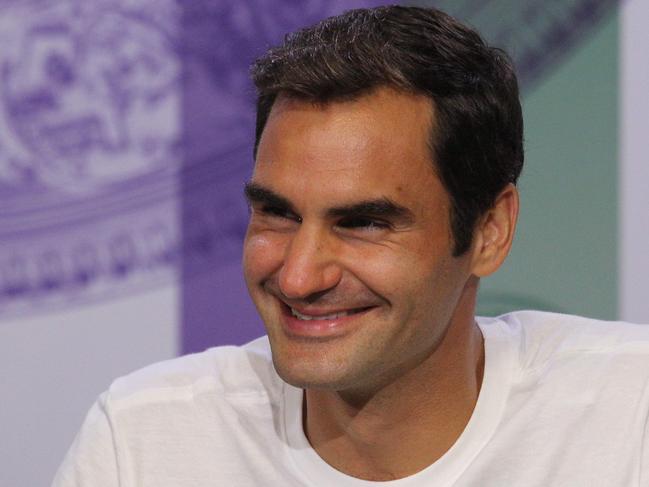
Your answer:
[347,242,460,332]
[356,241,441,286]
[343,245,423,303]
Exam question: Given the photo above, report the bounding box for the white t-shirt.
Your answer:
[53,311,649,486]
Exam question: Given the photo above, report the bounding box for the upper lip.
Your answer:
[278,299,373,317]
[289,305,369,317]
[264,284,378,317]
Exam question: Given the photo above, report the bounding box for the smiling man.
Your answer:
[55,6,649,487]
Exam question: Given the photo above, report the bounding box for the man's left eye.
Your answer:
[337,217,389,231]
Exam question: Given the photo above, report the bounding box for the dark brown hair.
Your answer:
[251,5,523,255]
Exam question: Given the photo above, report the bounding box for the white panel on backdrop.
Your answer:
[620,0,649,322]
[0,284,179,487]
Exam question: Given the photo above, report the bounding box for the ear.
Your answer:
[469,183,519,277]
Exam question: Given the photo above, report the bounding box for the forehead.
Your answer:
[253,88,447,214]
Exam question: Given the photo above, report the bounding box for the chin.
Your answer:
[269,346,357,391]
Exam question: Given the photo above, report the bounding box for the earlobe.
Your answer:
[470,183,519,277]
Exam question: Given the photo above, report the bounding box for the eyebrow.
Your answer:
[327,199,414,224]
[243,182,415,224]
[244,182,295,212]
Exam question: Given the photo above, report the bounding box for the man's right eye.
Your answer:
[260,205,300,222]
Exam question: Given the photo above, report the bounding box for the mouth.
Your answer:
[278,300,376,339]
[289,306,371,321]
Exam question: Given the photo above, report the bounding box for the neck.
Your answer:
[303,278,484,481]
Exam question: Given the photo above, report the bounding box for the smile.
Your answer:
[290,307,368,321]
[279,301,376,339]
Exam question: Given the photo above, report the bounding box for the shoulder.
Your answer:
[480,310,649,371]
[104,336,282,411]
[54,337,286,485]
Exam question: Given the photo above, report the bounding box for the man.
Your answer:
[54,6,649,486]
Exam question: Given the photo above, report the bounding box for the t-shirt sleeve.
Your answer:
[52,393,122,487]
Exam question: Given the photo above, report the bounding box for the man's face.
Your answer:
[243,88,476,393]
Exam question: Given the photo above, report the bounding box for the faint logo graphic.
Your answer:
[0,0,181,316]
[0,0,180,192]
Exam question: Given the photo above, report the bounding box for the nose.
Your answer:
[277,224,342,300]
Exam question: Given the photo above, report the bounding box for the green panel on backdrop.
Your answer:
[478,13,618,318]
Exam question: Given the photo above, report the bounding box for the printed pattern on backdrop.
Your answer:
[0,0,181,317]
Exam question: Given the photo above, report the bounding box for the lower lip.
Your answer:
[280,304,373,339]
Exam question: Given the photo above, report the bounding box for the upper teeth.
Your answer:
[291,308,352,321]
